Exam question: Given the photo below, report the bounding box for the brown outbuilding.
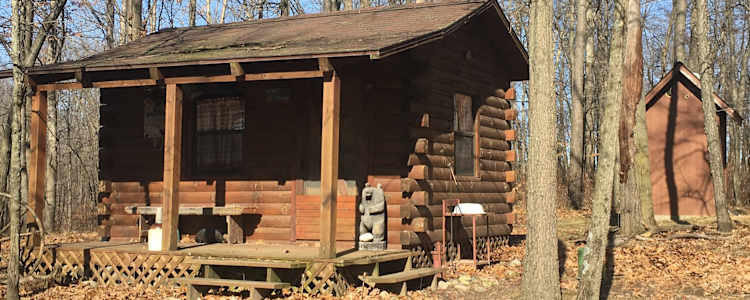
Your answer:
[644,62,742,217]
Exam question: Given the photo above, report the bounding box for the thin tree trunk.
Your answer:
[673,0,687,63]
[188,0,197,26]
[578,0,626,298]
[120,0,129,44]
[220,0,228,23]
[635,90,657,230]
[521,0,560,298]
[280,0,290,16]
[128,0,143,40]
[569,0,587,209]
[618,0,645,237]
[206,0,212,24]
[696,0,733,233]
[724,0,741,206]
[583,4,597,198]
[105,0,115,48]
[361,0,370,8]
[687,1,700,70]
[44,22,60,233]
[8,2,26,297]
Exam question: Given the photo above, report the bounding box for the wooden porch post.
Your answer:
[28,90,47,243]
[162,84,183,251]
[319,67,341,258]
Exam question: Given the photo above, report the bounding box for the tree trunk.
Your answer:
[188,0,197,26]
[687,2,700,70]
[618,0,645,237]
[361,0,369,8]
[635,94,657,230]
[723,0,741,206]
[578,0,625,298]
[128,0,143,40]
[8,2,25,297]
[695,0,732,233]
[568,0,587,209]
[520,0,560,299]
[105,0,115,48]
[584,2,601,198]
[280,0,290,16]
[44,24,60,233]
[673,0,687,63]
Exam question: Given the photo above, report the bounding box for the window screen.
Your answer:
[454,94,475,176]
[196,97,245,170]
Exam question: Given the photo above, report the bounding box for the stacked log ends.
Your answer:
[493,88,515,100]
[97,180,113,241]
[504,88,516,100]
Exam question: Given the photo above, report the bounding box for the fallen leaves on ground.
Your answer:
[2,212,750,299]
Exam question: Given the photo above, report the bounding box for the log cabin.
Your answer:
[644,62,742,217]
[2,0,527,266]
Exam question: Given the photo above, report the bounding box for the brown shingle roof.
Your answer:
[5,0,526,79]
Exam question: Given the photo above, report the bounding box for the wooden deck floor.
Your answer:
[55,241,411,267]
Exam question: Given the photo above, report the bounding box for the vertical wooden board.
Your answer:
[162,84,182,251]
[319,69,341,258]
[28,90,48,230]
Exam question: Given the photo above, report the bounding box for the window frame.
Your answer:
[193,96,247,175]
[453,93,479,178]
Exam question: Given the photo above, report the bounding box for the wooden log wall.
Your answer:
[104,180,294,241]
[393,21,520,248]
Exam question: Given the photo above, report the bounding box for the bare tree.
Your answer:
[520,0,560,298]
[568,0,587,209]
[578,0,626,297]
[189,0,197,26]
[7,1,68,297]
[618,0,646,237]
[673,0,687,63]
[696,0,733,233]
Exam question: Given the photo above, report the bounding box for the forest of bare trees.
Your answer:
[1,0,749,298]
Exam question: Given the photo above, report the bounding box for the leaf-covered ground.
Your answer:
[2,209,750,299]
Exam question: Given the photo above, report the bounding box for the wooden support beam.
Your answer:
[162,84,183,251]
[74,68,91,87]
[28,90,47,240]
[149,67,164,84]
[319,66,340,259]
[230,62,245,75]
[35,71,324,92]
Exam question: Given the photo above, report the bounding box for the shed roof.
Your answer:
[645,62,742,122]
[2,0,527,80]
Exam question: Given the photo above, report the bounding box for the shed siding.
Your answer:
[646,82,717,216]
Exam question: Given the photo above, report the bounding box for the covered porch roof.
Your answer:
[0,0,528,85]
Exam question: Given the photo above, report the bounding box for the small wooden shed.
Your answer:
[3,0,526,262]
[644,62,742,217]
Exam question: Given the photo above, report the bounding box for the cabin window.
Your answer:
[195,97,245,171]
[453,93,475,176]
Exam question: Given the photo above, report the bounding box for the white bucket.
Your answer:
[148,225,162,251]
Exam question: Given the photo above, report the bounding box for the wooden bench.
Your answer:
[124,205,249,243]
[173,277,289,300]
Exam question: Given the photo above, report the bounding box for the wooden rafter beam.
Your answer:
[35,70,324,92]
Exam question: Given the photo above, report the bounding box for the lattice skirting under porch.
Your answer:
[407,235,510,268]
[88,251,200,286]
[23,247,200,287]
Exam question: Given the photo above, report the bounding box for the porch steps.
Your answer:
[362,267,442,284]
[361,267,442,295]
[174,277,289,300]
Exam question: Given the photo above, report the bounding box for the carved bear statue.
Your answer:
[359,183,386,243]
